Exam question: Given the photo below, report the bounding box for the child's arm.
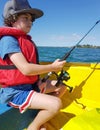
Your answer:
[9,52,66,76]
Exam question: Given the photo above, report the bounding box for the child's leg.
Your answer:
[27,92,62,130]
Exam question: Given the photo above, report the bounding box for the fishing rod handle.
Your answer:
[41,71,53,82]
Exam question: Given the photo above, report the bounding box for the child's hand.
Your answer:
[51,59,66,72]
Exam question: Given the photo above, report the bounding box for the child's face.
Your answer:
[12,13,33,33]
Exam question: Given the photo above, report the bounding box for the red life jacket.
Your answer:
[0,27,39,87]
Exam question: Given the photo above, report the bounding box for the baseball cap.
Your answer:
[3,0,44,19]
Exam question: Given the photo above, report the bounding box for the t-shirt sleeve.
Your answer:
[0,36,21,59]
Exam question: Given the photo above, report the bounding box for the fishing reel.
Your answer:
[54,70,73,92]
[55,70,70,85]
[41,70,73,92]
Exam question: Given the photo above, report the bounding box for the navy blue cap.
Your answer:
[3,0,43,19]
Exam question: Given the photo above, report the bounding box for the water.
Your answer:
[38,47,100,63]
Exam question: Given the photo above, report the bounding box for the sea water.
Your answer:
[38,47,100,63]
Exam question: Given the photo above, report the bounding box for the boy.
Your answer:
[0,0,66,130]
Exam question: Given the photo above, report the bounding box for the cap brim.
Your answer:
[14,8,43,18]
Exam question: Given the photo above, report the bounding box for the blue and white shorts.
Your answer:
[9,90,35,113]
[0,83,40,113]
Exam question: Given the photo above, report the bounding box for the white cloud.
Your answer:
[32,32,100,47]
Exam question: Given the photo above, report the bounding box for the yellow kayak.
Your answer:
[41,62,100,130]
[0,62,100,130]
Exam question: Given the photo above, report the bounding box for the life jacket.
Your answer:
[0,27,39,88]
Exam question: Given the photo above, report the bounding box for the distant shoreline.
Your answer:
[38,44,100,49]
[76,44,100,49]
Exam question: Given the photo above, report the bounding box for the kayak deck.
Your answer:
[41,62,100,129]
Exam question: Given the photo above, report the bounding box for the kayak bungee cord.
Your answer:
[41,20,100,91]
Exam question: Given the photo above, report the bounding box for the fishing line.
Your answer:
[41,20,100,83]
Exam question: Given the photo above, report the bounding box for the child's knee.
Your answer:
[51,97,62,114]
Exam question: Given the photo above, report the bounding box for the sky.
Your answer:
[0,0,100,47]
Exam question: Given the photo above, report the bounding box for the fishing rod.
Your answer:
[41,20,100,87]
[60,20,100,61]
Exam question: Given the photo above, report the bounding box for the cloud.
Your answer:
[49,33,99,46]
[49,33,82,46]
[32,32,100,47]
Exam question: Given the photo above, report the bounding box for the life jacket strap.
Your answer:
[0,65,17,69]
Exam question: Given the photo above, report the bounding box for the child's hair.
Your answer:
[4,13,35,27]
